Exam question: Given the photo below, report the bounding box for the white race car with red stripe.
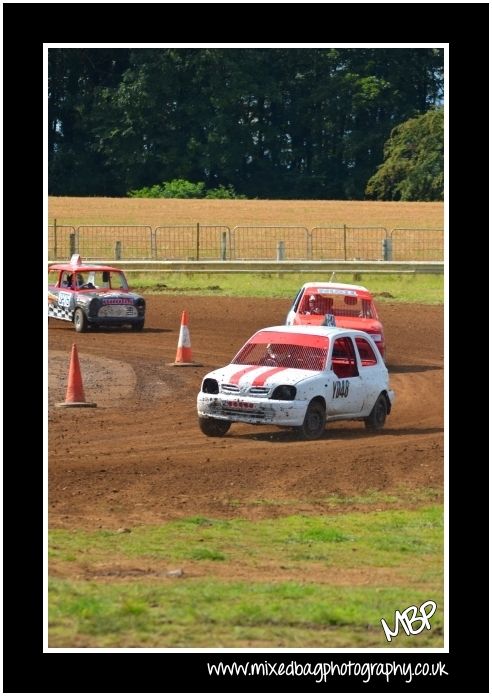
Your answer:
[197,325,395,440]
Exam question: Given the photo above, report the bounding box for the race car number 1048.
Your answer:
[332,379,350,398]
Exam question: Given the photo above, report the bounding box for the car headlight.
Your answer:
[202,378,219,394]
[135,298,145,315]
[271,385,296,400]
[88,298,101,316]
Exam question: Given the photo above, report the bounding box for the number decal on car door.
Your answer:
[57,291,72,308]
[332,379,350,398]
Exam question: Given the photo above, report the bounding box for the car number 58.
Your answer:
[57,292,71,308]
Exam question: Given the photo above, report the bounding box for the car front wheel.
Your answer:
[364,394,387,431]
[299,400,326,440]
[74,308,88,333]
[198,417,231,437]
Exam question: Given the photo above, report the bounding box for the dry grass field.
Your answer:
[49,197,443,230]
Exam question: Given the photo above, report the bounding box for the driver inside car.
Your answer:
[76,273,95,290]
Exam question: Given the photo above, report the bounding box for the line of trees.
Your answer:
[48,48,444,200]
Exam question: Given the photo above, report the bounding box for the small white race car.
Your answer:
[197,325,395,440]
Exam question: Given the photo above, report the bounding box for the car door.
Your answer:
[48,270,77,321]
[327,336,365,415]
[285,285,304,325]
[353,335,383,409]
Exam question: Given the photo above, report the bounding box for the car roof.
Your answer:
[49,254,122,273]
[252,325,375,340]
[300,281,372,297]
[49,263,122,272]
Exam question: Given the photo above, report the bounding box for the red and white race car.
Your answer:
[197,325,394,440]
[285,282,386,358]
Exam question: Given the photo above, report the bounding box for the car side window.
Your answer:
[360,299,373,318]
[61,272,72,288]
[331,337,359,379]
[292,286,304,311]
[355,337,378,366]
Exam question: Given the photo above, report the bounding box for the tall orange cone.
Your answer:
[55,343,97,408]
[168,310,202,366]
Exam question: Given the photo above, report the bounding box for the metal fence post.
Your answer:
[221,231,227,260]
[115,240,122,260]
[343,224,347,261]
[277,240,285,261]
[382,238,393,261]
[69,233,76,256]
[54,219,57,259]
[196,222,200,261]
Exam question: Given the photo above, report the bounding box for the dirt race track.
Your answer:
[48,296,443,530]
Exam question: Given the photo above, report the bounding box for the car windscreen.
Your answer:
[84,270,129,290]
[309,290,375,319]
[232,332,329,371]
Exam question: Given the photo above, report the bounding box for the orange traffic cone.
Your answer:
[168,310,202,367]
[55,343,97,408]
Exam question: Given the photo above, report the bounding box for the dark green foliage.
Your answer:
[128,179,206,199]
[365,109,444,201]
[128,179,246,199]
[49,48,443,199]
[205,184,246,199]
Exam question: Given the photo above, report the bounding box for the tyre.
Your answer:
[299,400,326,440]
[131,320,145,331]
[364,394,387,431]
[198,417,231,437]
[74,308,88,333]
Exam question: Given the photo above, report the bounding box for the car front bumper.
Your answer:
[87,315,144,327]
[197,393,308,426]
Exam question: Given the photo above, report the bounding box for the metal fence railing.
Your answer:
[230,226,310,260]
[47,224,444,262]
[76,225,153,260]
[389,228,444,261]
[48,225,77,259]
[311,226,388,261]
[155,225,230,260]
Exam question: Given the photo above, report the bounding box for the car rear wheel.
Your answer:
[199,417,231,437]
[131,320,145,331]
[74,308,88,333]
[364,394,387,431]
[299,400,326,440]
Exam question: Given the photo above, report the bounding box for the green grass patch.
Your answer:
[127,271,443,304]
[49,578,443,648]
[49,505,443,647]
[49,506,443,571]
[187,547,225,561]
